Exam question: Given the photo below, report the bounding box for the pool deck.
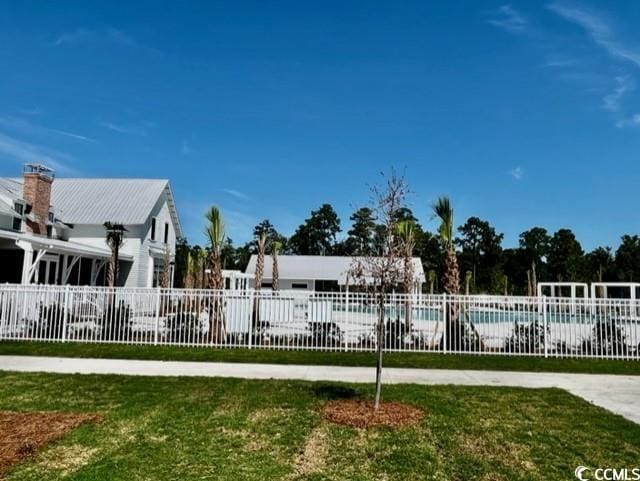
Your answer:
[1,355,639,425]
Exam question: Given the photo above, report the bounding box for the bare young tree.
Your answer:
[349,170,410,410]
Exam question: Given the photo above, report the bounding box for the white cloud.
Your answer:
[55,27,161,55]
[615,113,640,128]
[0,132,79,175]
[510,166,524,180]
[181,139,192,155]
[0,116,95,142]
[488,5,528,33]
[548,3,640,68]
[543,57,579,68]
[100,121,150,136]
[603,75,634,112]
[222,188,249,200]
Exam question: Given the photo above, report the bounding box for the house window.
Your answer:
[152,257,164,287]
[291,282,308,290]
[261,282,273,289]
[164,222,169,244]
[48,211,54,223]
[46,225,53,238]
[150,217,156,241]
[12,217,21,231]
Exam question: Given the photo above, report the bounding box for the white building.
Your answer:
[0,164,182,287]
[245,254,425,292]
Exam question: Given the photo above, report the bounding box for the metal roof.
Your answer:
[0,178,22,217]
[0,177,182,237]
[0,229,133,260]
[246,255,425,285]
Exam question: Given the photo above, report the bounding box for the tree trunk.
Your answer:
[531,261,537,297]
[272,253,279,291]
[209,252,225,343]
[403,254,413,333]
[374,292,385,410]
[106,256,115,288]
[442,249,460,295]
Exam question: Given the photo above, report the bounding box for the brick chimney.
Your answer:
[22,164,54,236]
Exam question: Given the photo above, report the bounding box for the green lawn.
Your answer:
[1,341,639,375]
[0,371,638,480]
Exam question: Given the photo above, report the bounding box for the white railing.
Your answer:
[0,284,638,360]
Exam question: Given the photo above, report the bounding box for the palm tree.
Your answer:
[197,249,208,288]
[432,197,461,350]
[205,207,225,290]
[431,197,459,295]
[254,233,267,291]
[271,240,282,291]
[428,270,436,294]
[204,206,226,341]
[104,222,127,287]
[185,251,197,289]
[396,220,416,332]
[252,232,268,331]
[432,197,483,352]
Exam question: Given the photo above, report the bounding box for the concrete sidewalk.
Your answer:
[1,355,639,424]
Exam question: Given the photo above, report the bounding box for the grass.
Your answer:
[0,371,638,480]
[1,340,639,375]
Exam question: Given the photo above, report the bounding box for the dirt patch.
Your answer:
[291,426,329,476]
[323,400,424,429]
[458,434,535,471]
[40,444,98,475]
[247,407,291,423]
[0,411,102,477]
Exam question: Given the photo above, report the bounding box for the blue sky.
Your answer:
[1,1,639,250]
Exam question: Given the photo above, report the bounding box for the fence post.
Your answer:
[61,285,70,342]
[442,293,447,354]
[154,287,161,345]
[542,295,548,358]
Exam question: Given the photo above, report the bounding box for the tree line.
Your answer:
[174,202,640,294]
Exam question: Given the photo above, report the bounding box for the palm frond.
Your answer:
[204,206,226,254]
[431,196,454,250]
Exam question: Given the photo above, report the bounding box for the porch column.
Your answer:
[90,259,97,286]
[20,243,34,285]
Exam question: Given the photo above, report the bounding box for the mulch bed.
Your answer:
[0,411,102,477]
[323,400,424,428]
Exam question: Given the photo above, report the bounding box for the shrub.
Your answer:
[307,321,343,348]
[582,318,629,357]
[505,320,548,354]
[101,300,131,341]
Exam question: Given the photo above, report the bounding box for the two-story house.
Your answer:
[0,164,182,287]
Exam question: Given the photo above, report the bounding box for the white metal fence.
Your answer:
[0,284,639,360]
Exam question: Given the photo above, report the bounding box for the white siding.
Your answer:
[61,191,178,288]
[248,278,315,291]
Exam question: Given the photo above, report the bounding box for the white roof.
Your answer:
[0,178,22,216]
[245,255,425,285]
[0,177,182,237]
[0,229,133,260]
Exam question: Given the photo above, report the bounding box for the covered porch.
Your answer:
[0,231,133,286]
